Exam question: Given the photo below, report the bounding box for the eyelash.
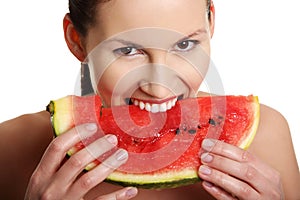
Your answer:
[113,39,200,57]
[173,39,200,52]
[113,46,144,57]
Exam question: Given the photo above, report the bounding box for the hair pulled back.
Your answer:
[69,0,211,37]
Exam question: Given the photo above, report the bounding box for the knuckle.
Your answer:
[244,165,257,181]
[216,140,224,151]
[214,171,226,188]
[213,190,223,199]
[29,172,40,188]
[68,154,84,168]
[213,140,225,154]
[241,150,253,162]
[269,189,281,199]
[40,190,54,200]
[238,183,252,197]
[79,173,95,190]
[49,138,65,153]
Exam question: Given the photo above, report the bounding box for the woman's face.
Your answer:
[83,0,214,112]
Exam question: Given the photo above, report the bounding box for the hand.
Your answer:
[25,123,138,200]
[198,139,284,200]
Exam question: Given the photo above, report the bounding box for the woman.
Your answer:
[1,0,299,199]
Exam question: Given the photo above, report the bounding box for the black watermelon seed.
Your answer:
[133,138,140,144]
[208,118,216,126]
[188,129,196,134]
[175,128,181,135]
[100,105,104,117]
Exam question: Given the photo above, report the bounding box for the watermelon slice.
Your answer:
[47,95,260,189]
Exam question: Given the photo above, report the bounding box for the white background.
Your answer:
[0,0,299,163]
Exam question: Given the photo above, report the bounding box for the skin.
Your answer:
[0,0,299,199]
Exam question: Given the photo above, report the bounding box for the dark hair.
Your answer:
[69,0,212,38]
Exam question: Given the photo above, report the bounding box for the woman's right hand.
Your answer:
[25,123,138,200]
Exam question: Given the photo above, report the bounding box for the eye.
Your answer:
[173,40,200,52]
[113,46,143,56]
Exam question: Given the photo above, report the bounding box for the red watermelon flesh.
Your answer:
[48,95,260,188]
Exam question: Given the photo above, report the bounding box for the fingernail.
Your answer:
[80,123,97,139]
[106,134,118,145]
[203,181,213,188]
[201,152,213,163]
[125,187,138,198]
[85,123,97,131]
[202,139,215,151]
[116,149,128,161]
[199,165,211,175]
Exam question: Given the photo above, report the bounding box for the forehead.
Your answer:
[91,0,208,41]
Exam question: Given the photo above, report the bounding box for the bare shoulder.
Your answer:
[0,111,53,199]
[248,104,300,198]
[0,111,53,146]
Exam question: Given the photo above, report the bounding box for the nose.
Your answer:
[148,49,167,64]
[139,49,175,99]
[140,81,172,99]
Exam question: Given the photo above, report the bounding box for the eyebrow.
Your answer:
[106,28,208,47]
[106,38,144,48]
[180,28,208,41]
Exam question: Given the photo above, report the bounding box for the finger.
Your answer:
[199,165,260,200]
[202,181,238,200]
[94,187,138,200]
[68,148,128,198]
[202,138,253,162]
[200,152,271,193]
[34,123,98,179]
[53,134,118,189]
[201,139,276,180]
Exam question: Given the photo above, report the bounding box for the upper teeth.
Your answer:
[132,98,177,113]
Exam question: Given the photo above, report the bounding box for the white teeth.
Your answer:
[167,101,172,110]
[139,101,145,110]
[159,103,167,112]
[134,100,139,106]
[172,98,177,106]
[151,104,159,113]
[145,103,151,112]
[132,98,178,113]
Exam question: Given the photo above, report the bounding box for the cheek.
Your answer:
[167,51,210,93]
[95,64,125,105]
[189,73,205,90]
[95,61,142,105]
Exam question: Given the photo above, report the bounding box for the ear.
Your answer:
[208,0,215,38]
[63,13,86,62]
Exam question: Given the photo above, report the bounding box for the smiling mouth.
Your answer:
[125,95,184,113]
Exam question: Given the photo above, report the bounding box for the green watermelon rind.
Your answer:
[48,96,74,137]
[106,169,200,189]
[236,96,260,150]
[48,96,79,156]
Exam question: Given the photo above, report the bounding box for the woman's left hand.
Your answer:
[198,139,284,200]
